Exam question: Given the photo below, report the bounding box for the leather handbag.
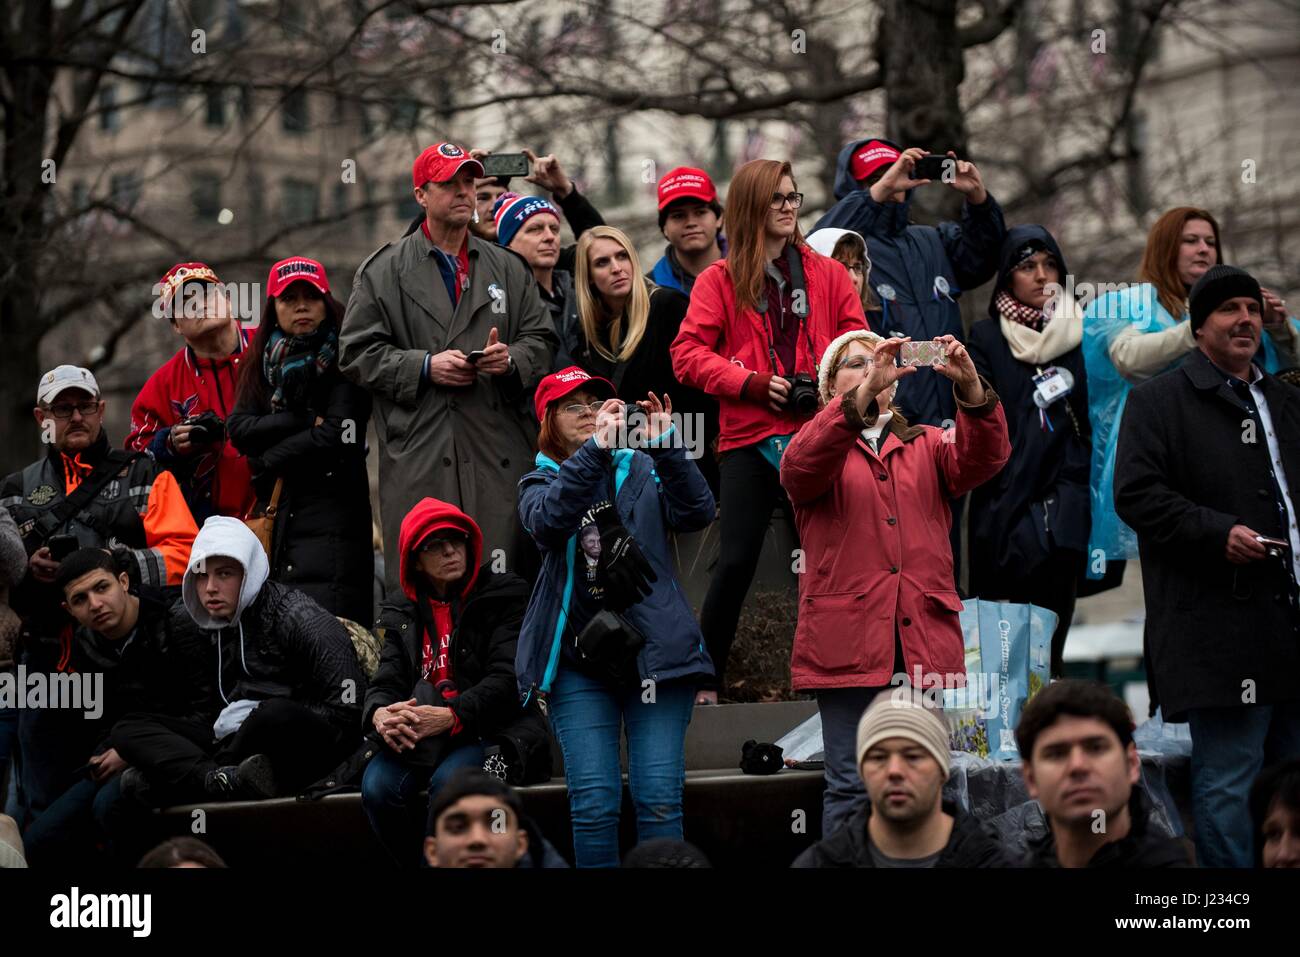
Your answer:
[243,477,284,557]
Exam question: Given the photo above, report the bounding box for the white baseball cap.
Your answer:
[37,365,100,405]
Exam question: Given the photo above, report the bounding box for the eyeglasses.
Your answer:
[419,535,465,553]
[836,356,871,372]
[45,401,100,419]
[844,262,865,275]
[561,401,604,418]
[769,192,804,210]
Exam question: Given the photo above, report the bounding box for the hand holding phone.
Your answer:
[464,350,487,364]
[898,340,949,367]
[911,155,950,182]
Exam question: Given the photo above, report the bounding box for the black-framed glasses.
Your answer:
[769,192,804,210]
[561,400,604,418]
[45,401,100,419]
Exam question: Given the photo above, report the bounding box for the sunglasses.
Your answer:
[418,534,466,553]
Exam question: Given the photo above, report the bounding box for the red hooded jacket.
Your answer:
[398,498,485,733]
[670,244,867,453]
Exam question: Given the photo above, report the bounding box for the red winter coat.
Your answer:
[126,336,255,523]
[779,384,1010,691]
[670,245,867,452]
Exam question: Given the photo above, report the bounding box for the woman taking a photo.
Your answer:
[571,225,718,491]
[670,159,867,705]
[1082,207,1299,579]
[515,367,715,867]
[780,330,1010,837]
[229,257,374,626]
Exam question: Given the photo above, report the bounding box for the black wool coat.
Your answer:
[229,366,375,627]
[1115,348,1300,720]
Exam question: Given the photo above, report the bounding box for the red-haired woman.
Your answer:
[670,159,867,704]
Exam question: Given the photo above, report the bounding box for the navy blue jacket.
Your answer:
[813,137,1007,426]
[515,437,715,703]
[966,225,1091,589]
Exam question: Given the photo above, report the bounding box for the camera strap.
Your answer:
[23,450,143,554]
[757,244,815,377]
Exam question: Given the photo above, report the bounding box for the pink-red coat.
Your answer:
[779,384,1010,691]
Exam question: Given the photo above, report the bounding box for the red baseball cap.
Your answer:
[849,140,901,182]
[533,366,616,423]
[158,261,220,305]
[412,142,484,188]
[266,257,330,298]
[656,167,717,210]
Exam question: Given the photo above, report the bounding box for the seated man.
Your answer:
[174,516,365,799]
[21,548,214,866]
[3,364,197,824]
[1018,679,1191,867]
[793,689,1009,867]
[423,769,566,869]
[362,497,549,867]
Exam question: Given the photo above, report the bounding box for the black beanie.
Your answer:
[1188,265,1262,333]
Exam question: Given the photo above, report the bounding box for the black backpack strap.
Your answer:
[22,450,143,552]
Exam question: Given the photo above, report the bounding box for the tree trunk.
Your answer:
[880,0,968,227]
[1,2,56,474]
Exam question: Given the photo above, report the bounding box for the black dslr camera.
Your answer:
[182,410,226,445]
[786,373,819,414]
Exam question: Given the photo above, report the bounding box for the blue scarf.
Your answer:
[263,321,338,411]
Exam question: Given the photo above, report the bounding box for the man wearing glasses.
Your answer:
[1,364,197,829]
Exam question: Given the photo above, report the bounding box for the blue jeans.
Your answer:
[22,773,124,868]
[361,740,486,867]
[548,665,696,868]
[816,686,892,838]
[1187,701,1300,867]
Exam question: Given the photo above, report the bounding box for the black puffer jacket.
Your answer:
[1023,789,1192,868]
[208,580,366,734]
[791,801,1012,868]
[229,364,375,627]
[366,566,552,785]
[73,587,219,738]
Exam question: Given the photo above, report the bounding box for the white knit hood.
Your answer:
[818,328,887,405]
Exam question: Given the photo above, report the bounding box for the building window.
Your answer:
[282,88,308,133]
[395,177,420,220]
[206,89,226,127]
[99,85,120,132]
[191,172,222,221]
[282,179,318,225]
[71,180,89,213]
[390,98,419,133]
[109,172,141,211]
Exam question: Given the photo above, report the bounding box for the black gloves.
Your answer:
[589,501,657,610]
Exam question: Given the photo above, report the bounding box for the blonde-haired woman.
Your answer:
[573,225,718,490]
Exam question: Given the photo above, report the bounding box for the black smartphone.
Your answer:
[464,350,487,364]
[480,153,530,178]
[48,534,79,562]
[912,154,950,181]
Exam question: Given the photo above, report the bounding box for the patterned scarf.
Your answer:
[263,321,338,411]
[996,289,1048,332]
